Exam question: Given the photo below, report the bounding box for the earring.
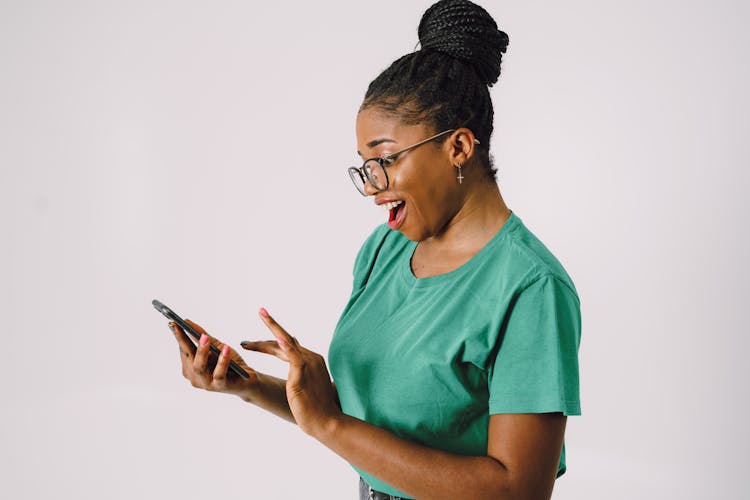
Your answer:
[455,164,464,184]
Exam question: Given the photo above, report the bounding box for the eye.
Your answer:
[382,154,398,166]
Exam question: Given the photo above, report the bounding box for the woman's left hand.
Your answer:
[240,308,341,437]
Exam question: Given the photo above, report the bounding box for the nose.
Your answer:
[363,178,379,196]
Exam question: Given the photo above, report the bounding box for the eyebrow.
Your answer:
[357,137,396,157]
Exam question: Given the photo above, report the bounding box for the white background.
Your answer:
[1,1,748,498]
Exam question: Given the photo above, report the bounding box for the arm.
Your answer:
[257,310,567,500]
[316,410,565,500]
[239,372,296,424]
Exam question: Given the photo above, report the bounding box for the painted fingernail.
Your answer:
[277,337,287,346]
[221,345,230,356]
[200,334,209,346]
[240,341,251,348]
[259,307,269,318]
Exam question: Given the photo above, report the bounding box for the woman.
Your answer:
[167,1,581,498]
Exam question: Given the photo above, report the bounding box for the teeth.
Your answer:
[383,200,404,211]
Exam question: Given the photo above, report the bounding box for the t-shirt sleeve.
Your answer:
[488,274,582,416]
[351,224,391,291]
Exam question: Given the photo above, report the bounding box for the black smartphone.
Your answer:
[152,299,250,380]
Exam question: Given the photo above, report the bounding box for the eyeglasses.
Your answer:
[348,129,479,196]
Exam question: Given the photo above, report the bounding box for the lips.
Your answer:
[375,198,407,230]
[387,200,406,229]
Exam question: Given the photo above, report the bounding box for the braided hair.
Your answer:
[361,0,509,181]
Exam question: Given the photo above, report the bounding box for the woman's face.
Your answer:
[355,107,463,242]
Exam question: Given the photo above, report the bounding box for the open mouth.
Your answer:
[385,200,406,229]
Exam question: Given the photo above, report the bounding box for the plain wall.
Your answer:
[1,0,748,498]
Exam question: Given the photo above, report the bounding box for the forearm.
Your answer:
[240,373,295,424]
[316,415,513,500]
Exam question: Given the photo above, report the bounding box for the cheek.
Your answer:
[391,155,455,235]
[404,176,452,233]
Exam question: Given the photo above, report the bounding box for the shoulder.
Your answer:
[353,224,392,262]
[497,213,579,299]
[351,224,410,289]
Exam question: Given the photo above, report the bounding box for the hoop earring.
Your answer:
[455,164,464,184]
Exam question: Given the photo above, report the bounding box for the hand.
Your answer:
[241,308,341,437]
[169,319,259,399]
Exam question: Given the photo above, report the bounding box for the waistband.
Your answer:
[359,477,410,500]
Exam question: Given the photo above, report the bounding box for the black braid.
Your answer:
[361,0,509,181]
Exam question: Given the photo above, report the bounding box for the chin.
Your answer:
[400,230,421,242]
[398,224,430,243]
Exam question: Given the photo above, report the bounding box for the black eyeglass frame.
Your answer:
[348,129,480,196]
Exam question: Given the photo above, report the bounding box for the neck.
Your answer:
[424,179,511,251]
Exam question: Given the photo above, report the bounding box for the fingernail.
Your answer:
[221,345,230,356]
[168,322,176,330]
[259,307,269,318]
[240,341,251,348]
[200,334,209,346]
[277,337,286,346]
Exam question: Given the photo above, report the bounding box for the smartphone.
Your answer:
[152,299,250,380]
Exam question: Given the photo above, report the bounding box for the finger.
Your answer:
[185,318,219,347]
[258,308,296,346]
[169,322,196,379]
[192,333,212,385]
[169,322,196,356]
[185,317,234,355]
[185,318,230,353]
[240,340,288,361]
[212,344,231,388]
[169,322,197,375]
[258,308,303,366]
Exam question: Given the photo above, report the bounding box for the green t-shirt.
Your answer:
[328,212,581,498]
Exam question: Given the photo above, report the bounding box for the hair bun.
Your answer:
[417,0,509,86]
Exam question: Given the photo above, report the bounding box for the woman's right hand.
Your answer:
[169,320,259,399]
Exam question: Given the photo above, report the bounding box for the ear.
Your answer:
[446,128,478,167]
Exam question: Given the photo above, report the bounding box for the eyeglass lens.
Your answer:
[349,160,388,195]
[364,160,387,191]
[349,168,367,195]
